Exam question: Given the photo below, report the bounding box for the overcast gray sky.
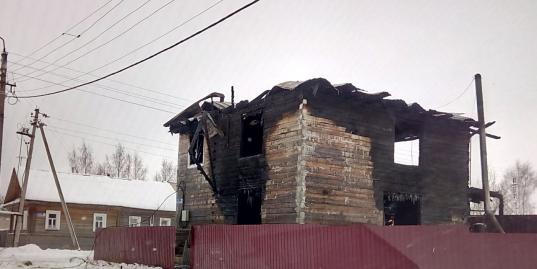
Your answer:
[0,0,536,194]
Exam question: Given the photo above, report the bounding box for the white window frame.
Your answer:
[149,215,155,226]
[45,210,61,230]
[93,213,107,232]
[129,216,142,227]
[159,217,172,226]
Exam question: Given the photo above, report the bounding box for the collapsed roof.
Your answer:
[164,78,479,137]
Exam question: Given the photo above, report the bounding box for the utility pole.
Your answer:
[0,36,8,177]
[13,109,80,248]
[40,122,80,249]
[13,109,39,246]
[474,73,505,233]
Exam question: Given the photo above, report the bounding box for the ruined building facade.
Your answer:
[164,78,475,226]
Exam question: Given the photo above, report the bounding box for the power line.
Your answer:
[14,0,260,99]
[13,0,124,74]
[9,52,193,103]
[46,128,177,160]
[9,62,186,109]
[22,0,179,86]
[436,78,475,109]
[13,0,115,63]
[48,116,177,146]
[80,0,224,83]
[12,71,178,114]
[8,0,224,102]
[47,124,176,152]
[17,0,147,81]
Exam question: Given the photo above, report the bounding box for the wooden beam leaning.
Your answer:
[39,123,80,249]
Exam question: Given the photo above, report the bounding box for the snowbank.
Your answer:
[0,244,161,269]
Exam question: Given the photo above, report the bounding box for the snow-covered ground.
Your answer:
[0,244,161,269]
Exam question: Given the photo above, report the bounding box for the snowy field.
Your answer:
[0,244,161,269]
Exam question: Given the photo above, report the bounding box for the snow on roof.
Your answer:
[22,170,176,212]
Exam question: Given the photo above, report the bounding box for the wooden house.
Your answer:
[164,78,477,227]
[1,170,176,249]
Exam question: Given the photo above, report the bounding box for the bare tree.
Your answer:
[94,155,113,176]
[67,142,94,174]
[78,143,94,174]
[154,160,177,182]
[122,153,133,178]
[499,161,537,215]
[111,143,127,178]
[68,148,79,173]
[132,153,147,180]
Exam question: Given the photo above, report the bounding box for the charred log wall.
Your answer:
[178,83,470,225]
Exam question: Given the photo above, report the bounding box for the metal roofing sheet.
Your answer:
[191,224,537,269]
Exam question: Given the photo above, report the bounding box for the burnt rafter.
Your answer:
[188,112,224,195]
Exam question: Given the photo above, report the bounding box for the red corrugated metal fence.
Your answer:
[191,224,537,269]
[94,226,175,269]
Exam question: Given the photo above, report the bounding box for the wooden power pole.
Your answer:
[0,36,8,177]
[13,109,80,249]
[13,109,39,247]
[475,73,505,233]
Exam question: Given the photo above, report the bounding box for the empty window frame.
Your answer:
[45,210,61,230]
[93,213,107,231]
[188,132,204,166]
[394,139,420,166]
[129,216,142,227]
[240,113,263,157]
[159,217,172,226]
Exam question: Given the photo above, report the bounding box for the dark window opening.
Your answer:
[240,113,263,157]
[237,189,262,224]
[188,131,204,165]
[384,192,421,225]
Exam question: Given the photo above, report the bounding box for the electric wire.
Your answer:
[10,62,187,109]
[436,78,475,109]
[17,0,149,82]
[9,53,193,103]
[47,128,177,159]
[12,0,115,67]
[22,0,180,88]
[12,71,178,114]
[13,0,123,74]
[23,0,223,93]
[46,124,176,152]
[48,116,176,146]
[14,0,260,99]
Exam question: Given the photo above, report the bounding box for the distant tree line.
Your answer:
[67,142,176,182]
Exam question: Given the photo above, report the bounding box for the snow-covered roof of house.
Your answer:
[4,170,176,212]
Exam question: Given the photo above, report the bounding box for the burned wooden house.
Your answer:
[164,78,476,226]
